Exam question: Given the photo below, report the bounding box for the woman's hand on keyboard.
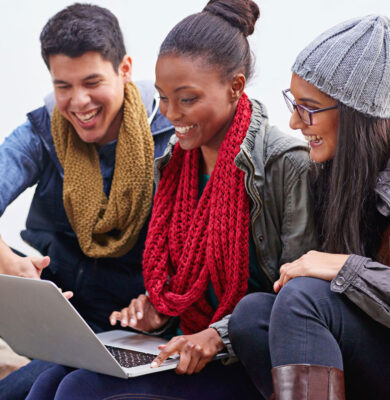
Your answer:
[109,294,169,332]
[151,328,225,374]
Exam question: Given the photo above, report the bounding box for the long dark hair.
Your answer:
[158,0,260,81]
[312,102,390,257]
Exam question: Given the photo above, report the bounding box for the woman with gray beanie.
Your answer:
[229,14,390,400]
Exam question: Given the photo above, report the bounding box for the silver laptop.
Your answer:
[0,274,227,378]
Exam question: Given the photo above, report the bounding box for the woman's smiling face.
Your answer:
[155,54,239,153]
[289,73,339,163]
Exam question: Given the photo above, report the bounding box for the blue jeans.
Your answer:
[229,277,390,400]
[0,360,54,400]
[26,361,261,400]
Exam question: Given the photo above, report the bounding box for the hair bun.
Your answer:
[203,0,260,37]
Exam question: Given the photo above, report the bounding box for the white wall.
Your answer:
[0,0,389,254]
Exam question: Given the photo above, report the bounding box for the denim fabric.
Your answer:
[26,361,261,400]
[229,277,390,400]
[0,360,54,400]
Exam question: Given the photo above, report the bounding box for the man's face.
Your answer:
[49,51,131,146]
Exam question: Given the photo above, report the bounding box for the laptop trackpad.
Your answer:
[97,330,171,355]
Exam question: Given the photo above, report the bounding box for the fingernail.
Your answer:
[151,361,158,368]
[130,318,137,325]
[136,312,142,319]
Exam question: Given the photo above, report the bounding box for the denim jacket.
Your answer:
[331,158,390,329]
[154,99,318,354]
[0,80,174,263]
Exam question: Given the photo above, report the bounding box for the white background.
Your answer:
[0,0,389,254]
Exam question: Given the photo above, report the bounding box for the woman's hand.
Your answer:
[109,294,169,332]
[273,250,349,293]
[151,328,225,375]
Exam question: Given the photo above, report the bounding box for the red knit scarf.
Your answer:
[143,94,251,334]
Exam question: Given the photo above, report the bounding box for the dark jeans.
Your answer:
[26,361,261,400]
[0,360,54,400]
[0,236,145,400]
[229,277,390,400]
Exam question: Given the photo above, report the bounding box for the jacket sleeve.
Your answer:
[331,254,390,327]
[0,120,43,216]
[209,314,237,358]
[278,151,319,265]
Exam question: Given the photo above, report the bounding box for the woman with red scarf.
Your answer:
[26,1,317,399]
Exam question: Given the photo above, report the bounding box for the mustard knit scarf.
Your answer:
[51,82,154,258]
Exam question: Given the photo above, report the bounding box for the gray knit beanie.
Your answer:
[292,15,390,118]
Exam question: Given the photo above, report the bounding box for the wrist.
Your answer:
[208,327,225,352]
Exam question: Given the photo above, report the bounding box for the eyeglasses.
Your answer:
[282,89,338,126]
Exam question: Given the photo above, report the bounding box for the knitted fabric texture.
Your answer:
[51,82,154,258]
[292,15,390,118]
[143,94,251,334]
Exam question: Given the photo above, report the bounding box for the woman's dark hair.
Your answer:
[159,0,260,81]
[312,103,390,257]
[40,3,126,71]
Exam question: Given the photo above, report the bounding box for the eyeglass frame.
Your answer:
[282,88,338,126]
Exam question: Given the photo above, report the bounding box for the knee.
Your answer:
[271,277,332,323]
[229,293,274,349]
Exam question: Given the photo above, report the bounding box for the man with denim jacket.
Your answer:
[0,4,173,398]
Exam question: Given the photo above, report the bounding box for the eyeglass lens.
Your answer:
[296,107,311,125]
[283,90,311,125]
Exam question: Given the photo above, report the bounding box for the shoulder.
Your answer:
[135,80,157,116]
[264,125,310,176]
[135,80,173,139]
[4,119,41,151]
[27,105,54,148]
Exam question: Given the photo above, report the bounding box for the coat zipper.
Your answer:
[241,148,274,285]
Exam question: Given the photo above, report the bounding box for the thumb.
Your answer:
[31,256,50,272]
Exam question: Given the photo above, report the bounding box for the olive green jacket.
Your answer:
[153,99,318,354]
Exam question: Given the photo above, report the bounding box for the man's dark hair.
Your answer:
[40,3,126,71]
[159,0,260,81]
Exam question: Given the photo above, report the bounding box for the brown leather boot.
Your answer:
[271,364,345,400]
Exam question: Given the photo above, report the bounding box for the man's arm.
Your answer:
[0,119,48,278]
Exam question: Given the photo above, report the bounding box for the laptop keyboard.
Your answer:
[105,345,157,368]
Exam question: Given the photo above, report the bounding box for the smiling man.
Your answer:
[0,4,173,398]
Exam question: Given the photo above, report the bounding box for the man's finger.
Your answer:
[31,256,50,272]
[63,291,73,299]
